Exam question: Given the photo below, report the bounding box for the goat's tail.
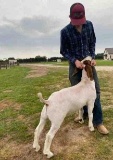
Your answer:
[37,93,49,106]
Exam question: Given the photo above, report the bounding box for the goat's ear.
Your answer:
[85,65,93,81]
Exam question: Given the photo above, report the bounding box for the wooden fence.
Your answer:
[0,61,8,69]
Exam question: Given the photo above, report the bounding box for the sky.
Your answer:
[0,0,113,59]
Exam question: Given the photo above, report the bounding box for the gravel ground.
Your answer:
[21,63,113,71]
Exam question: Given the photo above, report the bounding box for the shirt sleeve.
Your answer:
[60,30,76,64]
[89,22,96,59]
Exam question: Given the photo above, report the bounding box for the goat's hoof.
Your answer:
[33,143,40,152]
[47,152,54,159]
[79,119,84,124]
[89,127,94,132]
[74,117,82,122]
[43,151,54,158]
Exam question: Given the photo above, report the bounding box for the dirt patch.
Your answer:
[0,99,21,111]
[20,63,113,79]
[21,63,113,70]
[0,121,94,160]
[96,66,113,71]
[21,64,50,78]
[3,90,13,93]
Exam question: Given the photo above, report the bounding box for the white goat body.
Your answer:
[38,81,95,117]
[33,60,96,158]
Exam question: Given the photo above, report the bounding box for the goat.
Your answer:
[33,59,96,158]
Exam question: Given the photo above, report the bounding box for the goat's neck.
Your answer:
[81,69,88,80]
[81,69,93,83]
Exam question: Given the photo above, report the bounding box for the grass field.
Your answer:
[41,59,113,66]
[0,61,113,160]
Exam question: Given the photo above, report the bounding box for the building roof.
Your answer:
[105,48,113,54]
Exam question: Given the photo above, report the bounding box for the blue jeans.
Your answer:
[69,64,103,126]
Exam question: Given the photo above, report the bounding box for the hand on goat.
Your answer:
[91,59,96,66]
[75,60,84,69]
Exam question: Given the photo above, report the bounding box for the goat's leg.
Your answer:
[78,108,84,124]
[33,106,47,152]
[33,117,46,151]
[43,124,60,158]
[87,101,94,131]
[74,108,84,124]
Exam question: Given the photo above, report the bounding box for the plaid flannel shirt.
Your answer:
[60,20,96,64]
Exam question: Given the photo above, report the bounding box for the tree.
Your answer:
[95,53,104,59]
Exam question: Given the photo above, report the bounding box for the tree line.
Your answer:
[17,56,67,63]
[3,53,104,63]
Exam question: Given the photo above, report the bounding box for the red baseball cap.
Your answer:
[69,3,86,25]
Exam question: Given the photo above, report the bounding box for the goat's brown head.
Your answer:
[83,60,93,81]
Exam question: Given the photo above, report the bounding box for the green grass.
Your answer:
[0,66,69,142]
[96,60,113,66]
[0,63,113,159]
